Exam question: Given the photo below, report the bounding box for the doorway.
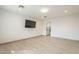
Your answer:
[46,22,51,36]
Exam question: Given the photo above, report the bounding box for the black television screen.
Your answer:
[25,20,36,28]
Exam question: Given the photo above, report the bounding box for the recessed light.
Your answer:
[64,10,68,13]
[40,8,49,13]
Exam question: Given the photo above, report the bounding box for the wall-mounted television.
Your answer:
[25,20,36,28]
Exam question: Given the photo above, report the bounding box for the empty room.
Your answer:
[0,5,79,54]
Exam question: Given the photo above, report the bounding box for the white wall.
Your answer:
[0,9,43,43]
[51,14,79,40]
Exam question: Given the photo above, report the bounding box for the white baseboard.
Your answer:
[51,35,79,41]
[0,34,42,44]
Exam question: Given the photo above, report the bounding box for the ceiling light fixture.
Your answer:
[40,8,49,13]
[18,5,24,11]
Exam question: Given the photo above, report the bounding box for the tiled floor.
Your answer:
[0,36,79,54]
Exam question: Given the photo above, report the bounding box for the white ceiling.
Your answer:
[0,5,79,19]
